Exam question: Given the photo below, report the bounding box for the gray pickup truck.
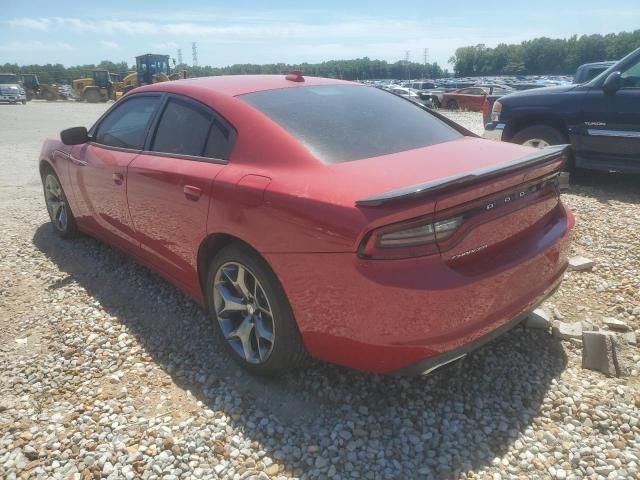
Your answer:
[0,73,27,104]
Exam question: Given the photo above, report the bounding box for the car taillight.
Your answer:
[491,101,502,122]
[482,97,489,117]
[359,215,464,259]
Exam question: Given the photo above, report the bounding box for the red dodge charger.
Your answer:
[39,73,574,376]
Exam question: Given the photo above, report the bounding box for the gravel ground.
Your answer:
[0,101,638,480]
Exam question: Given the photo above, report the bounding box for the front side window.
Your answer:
[94,96,160,149]
[240,84,461,164]
[621,59,640,88]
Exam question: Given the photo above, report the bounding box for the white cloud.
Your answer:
[4,9,640,67]
[0,40,73,52]
[99,40,120,49]
[8,18,52,31]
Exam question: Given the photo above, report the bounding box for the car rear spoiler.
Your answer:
[355,144,570,207]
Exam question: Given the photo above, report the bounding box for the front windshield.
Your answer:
[0,74,19,84]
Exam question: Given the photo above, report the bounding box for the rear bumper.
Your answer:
[394,278,562,375]
[483,122,505,141]
[266,203,574,374]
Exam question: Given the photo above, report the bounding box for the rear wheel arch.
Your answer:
[503,114,569,142]
[197,233,267,299]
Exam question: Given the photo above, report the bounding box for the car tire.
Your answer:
[432,97,440,108]
[85,89,101,103]
[447,99,458,110]
[42,169,79,238]
[21,100,26,105]
[205,243,308,376]
[512,124,567,149]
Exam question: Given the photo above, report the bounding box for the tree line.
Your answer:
[4,30,638,84]
[1,58,445,85]
[449,30,640,77]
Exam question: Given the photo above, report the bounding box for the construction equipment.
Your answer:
[21,73,66,101]
[117,54,186,96]
[72,70,114,103]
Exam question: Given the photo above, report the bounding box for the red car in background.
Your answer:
[39,73,573,376]
[443,85,515,111]
[442,86,490,111]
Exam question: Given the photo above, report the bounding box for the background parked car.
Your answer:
[0,73,27,104]
[573,61,617,84]
[484,48,640,172]
[442,86,488,110]
[388,87,434,107]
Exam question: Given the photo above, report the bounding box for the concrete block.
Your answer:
[554,321,583,340]
[568,256,595,272]
[603,317,631,332]
[525,308,552,329]
[621,331,637,345]
[582,331,628,377]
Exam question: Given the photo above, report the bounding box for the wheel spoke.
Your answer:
[50,200,63,220]
[255,315,273,342]
[234,265,252,300]
[255,285,271,315]
[227,315,255,361]
[215,283,247,314]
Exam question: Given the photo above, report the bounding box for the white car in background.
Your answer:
[0,73,27,104]
[387,87,434,107]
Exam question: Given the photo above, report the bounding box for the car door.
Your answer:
[462,88,487,111]
[126,94,236,292]
[579,55,640,171]
[68,94,162,250]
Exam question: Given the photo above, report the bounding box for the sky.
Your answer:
[1,0,639,68]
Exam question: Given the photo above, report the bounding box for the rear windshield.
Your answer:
[239,85,462,164]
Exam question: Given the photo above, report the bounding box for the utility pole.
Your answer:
[177,49,183,65]
[404,50,410,80]
[191,42,198,67]
[424,48,429,78]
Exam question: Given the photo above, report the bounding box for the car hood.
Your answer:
[0,83,22,90]
[501,84,577,100]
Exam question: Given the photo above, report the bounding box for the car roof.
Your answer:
[579,61,616,68]
[135,74,355,97]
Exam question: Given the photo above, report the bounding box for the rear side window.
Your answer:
[204,119,234,159]
[95,96,160,149]
[151,97,235,159]
[240,85,461,164]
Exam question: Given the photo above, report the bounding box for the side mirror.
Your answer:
[60,126,90,145]
[603,71,622,94]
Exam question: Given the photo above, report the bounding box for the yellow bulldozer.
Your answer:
[72,69,115,103]
[116,54,186,97]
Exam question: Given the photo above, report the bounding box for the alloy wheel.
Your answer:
[522,138,550,148]
[213,262,275,364]
[44,174,68,232]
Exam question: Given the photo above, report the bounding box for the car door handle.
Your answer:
[112,172,124,185]
[183,185,201,200]
[70,155,87,166]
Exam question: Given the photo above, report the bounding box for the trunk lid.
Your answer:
[343,137,569,260]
